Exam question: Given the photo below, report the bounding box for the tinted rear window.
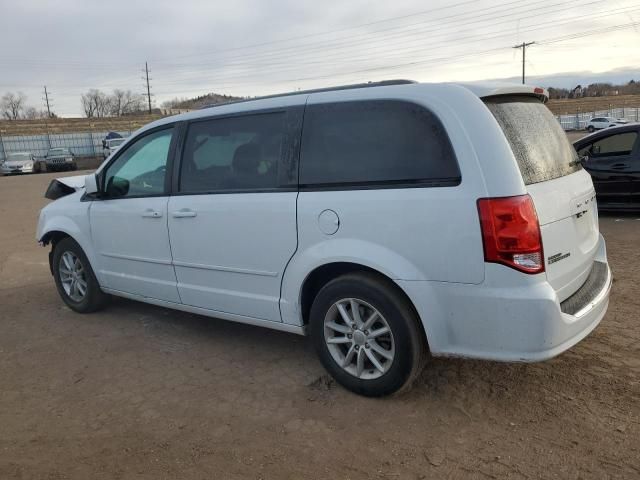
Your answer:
[299,100,459,187]
[485,96,580,185]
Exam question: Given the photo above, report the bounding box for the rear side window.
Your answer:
[578,132,638,157]
[180,112,285,192]
[485,96,580,185]
[299,100,459,187]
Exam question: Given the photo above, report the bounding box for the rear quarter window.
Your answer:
[485,96,580,185]
[299,100,460,187]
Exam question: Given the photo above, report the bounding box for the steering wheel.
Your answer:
[131,165,167,191]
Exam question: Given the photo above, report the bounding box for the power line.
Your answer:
[153,19,640,94]
[151,6,638,88]
[150,0,634,86]
[513,41,535,84]
[153,0,482,63]
[157,0,583,71]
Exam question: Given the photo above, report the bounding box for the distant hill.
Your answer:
[483,67,640,91]
[161,93,244,110]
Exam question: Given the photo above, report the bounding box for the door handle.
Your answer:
[172,209,197,218]
[611,163,628,170]
[141,210,162,218]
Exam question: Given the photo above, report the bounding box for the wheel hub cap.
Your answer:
[353,330,366,346]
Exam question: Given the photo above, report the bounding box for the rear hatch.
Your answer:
[485,95,599,302]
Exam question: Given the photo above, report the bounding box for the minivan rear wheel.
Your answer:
[309,272,427,396]
[52,237,109,313]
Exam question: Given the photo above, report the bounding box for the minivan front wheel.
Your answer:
[309,273,427,396]
[52,237,109,313]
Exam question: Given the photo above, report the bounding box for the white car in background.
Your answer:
[102,137,127,159]
[1,152,36,175]
[586,116,629,132]
[36,81,611,397]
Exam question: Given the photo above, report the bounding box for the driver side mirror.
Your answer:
[84,173,98,195]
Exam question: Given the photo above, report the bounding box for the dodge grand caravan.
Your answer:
[37,80,611,397]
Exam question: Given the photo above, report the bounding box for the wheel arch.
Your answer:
[38,217,98,279]
[40,230,72,275]
[40,229,71,247]
[298,262,427,343]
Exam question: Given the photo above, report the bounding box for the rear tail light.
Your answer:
[477,194,544,274]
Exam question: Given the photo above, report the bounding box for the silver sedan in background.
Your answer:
[0,152,36,175]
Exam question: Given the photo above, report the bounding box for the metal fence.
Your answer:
[2,106,640,160]
[0,130,131,162]
[556,107,640,131]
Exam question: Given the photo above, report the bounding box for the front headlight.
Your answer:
[26,162,33,168]
[65,157,73,162]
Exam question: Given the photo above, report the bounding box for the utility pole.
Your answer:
[144,62,152,114]
[512,41,535,84]
[43,86,52,117]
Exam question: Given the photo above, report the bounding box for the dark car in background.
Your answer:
[574,124,640,210]
[44,148,77,172]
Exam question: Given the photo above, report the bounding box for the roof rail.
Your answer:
[199,79,417,110]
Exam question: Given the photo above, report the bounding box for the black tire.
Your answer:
[309,272,427,397]
[587,126,595,133]
[52,237,109,313]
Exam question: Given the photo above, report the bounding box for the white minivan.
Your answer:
[37,81,611,396]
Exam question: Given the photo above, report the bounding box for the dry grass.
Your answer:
[546,94,640,115]
[2,93,640,137]
[0,114,165,136]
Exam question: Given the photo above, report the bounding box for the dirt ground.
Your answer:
[0,171,638,480]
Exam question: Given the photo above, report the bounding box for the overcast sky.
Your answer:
[1,0,639,116]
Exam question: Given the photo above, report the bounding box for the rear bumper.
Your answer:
[399,234,611,362]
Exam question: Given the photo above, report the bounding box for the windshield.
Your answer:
[6,153,31,161]
[48,148,69,156]
[485,96,580,185]
[109,139,125,147]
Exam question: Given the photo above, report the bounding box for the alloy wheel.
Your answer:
[323,298,395,380]
[59,251,88,302]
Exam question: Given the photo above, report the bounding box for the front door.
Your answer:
[167,110,300,322]
[578,130,638,206]
[90,126,180,302]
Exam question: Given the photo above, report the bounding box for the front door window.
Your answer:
[103,128,173,198]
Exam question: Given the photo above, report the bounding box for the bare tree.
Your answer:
[24,106,38,119]
[23,107,50,119]
[161,97,188,109]
[81,89,110,118]
[1,91,27,120]
[109,89,143,116]
[83,89,143,117]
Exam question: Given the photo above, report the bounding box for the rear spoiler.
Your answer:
[461,83,549,103]
[45,175,87,200]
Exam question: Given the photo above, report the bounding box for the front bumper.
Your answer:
[399,234,611,362]
[46,160,74,170]
[1,166,34,175]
